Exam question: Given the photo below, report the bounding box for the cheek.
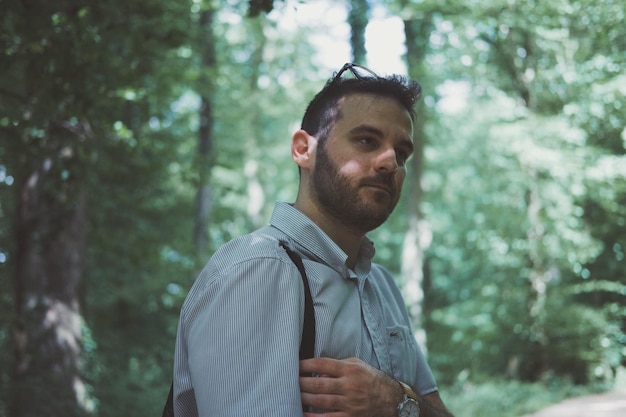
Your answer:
[396,171,406,186]
[338,160,366,176]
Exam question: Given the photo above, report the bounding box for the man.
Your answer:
[173,63,454,417]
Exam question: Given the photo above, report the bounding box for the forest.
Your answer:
[1,0,625,416]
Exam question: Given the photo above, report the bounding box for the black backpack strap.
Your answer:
[280,241,316,414]
[279,241,316,360]
[161,383,174,417]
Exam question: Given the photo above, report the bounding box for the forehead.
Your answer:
[333,93,414,136]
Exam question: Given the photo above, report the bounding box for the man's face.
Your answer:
[310,94,414,233]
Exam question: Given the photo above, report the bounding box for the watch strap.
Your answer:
[398,380,418,401]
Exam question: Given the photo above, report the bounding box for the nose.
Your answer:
[374,148,399,173]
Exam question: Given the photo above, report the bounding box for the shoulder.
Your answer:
[199,230,299,284]
[182,231,299,308]
[210,231,287,268]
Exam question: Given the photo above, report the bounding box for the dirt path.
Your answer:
[521,390,626,417]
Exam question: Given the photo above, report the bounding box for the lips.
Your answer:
[362,182,395,196]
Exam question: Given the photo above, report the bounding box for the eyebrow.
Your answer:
[349,124,384,137]
[349,124,414,154]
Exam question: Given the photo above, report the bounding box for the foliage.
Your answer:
[444,378,601,417]
[1,0,193,414]
[419,0,626,386]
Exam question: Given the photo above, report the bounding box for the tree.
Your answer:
[1,1,190,415]
[402,11,437,356]
[193,6,218,258]
[422,0,625,384]
[349,0,369,64]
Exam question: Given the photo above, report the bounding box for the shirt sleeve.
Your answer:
[175,251,305,417]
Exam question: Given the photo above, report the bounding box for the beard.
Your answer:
[311,142,401,233]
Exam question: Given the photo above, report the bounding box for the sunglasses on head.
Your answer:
[330,63,381,84]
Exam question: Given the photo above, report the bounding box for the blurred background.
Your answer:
[1,0,625,416]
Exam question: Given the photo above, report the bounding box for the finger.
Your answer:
[300,374,344,395]
[299,357,344,376]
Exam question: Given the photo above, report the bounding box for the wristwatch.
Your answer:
[397,381,420,417]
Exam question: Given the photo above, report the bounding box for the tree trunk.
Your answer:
[193,8,217,258]
[348,0,369,64]
[401,15,433,354]
[12,124,93,417]
[487,24,550,379]
[523,172,558,380]
[243,15,268,229]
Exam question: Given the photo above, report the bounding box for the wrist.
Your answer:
[396,380,420,417]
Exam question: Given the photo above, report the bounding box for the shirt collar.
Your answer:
[270,202,375,277]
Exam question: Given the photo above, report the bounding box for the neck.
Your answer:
[293,199,364,269]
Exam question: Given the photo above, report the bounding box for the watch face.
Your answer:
[398,398,419,417]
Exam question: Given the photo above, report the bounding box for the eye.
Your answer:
[396,149,411,166]
[354,136,378,149]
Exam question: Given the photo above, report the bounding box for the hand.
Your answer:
[299,357,402,417]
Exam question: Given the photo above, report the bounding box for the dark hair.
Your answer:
[300,66,422,142]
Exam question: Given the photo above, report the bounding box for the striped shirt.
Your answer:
[173,201,437,416]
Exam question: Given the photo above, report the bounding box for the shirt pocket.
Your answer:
[386,325,418,384]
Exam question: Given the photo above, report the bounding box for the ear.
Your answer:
[291,129,317,169]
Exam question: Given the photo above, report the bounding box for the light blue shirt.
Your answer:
[173,202,437,416]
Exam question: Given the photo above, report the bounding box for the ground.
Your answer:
[521,390,626,417]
